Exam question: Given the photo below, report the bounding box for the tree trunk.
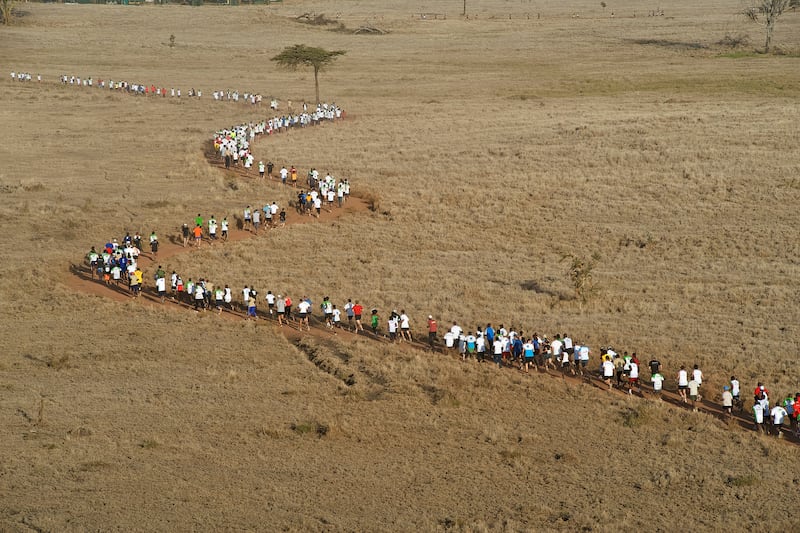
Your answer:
[314,65,320,104]
[463,0,466,16]
[1,0,14,25]
[765,16,774,52]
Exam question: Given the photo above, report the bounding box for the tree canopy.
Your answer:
[744,0,791,53]
[271,44,346,104]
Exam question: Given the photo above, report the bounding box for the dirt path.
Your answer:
[65,123,800,448]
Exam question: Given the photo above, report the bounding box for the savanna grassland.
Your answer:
[1,0,799,530]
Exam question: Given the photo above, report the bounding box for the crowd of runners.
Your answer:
[76,105,799,442]
[213,102,344,172]
[82,219,800,441]
[9,71,41,82]
[8,68,306,107]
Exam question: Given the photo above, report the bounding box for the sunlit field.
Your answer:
[1,1,799,530]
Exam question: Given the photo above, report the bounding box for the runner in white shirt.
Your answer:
[562,334,573,358]
[692,364,703,390]
[493,338,503,367]
[326,188,335,211]
[155,270,168,302]
[602,358,615,389]
[111,264,122,285]
[651,372,665,399]
[450,322,462,347]
[193,284,205,311]
[476,334,486,362]
[223,285,232,310]
[208,216,217,241]
[578,344,590,376]
[444,331,455,349]
[753,402,765,432]
[221,217,229,241]
[297,298,311,331]
[770,405,788,437]
[677,365,689,403]
[399,311,411,342]
[387,313,398,342]
[242,286,250,311]
[550,335,563,366]
[628,361,640,394]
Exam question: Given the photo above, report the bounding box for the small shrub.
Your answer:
[717,32,750,48]
[22,182,45,192]
[48,354,70,370]
[620,404,655,428]
[290,421,329,437]
[727,474,759,487]
[357,191,381,212]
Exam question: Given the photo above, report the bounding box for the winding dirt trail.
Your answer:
[65,120,800,447]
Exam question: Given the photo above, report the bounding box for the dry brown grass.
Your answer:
[1,1,800,530]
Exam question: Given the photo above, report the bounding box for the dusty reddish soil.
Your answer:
[66,152,799,448]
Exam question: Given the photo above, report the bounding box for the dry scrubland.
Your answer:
[1,0,800,530]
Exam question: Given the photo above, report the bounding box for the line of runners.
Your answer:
[9,68,321,112]
[214,102,344,173]
[82,224,800,441]
[77,109,800,442]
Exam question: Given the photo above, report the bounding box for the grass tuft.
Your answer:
[620,404,656,428]
[290,421,330,438]
[726,474,759,487]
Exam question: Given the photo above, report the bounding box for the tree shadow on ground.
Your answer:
[626,38,708,50]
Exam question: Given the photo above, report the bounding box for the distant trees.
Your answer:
[1,0,17,26]
[743,0,791,53]
[271,44,346,104]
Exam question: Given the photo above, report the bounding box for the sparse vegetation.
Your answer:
[620,404,656,428]
[290,421,329,437]
[726,473,759,487]
[0,0,16,25]
[271,44,346,104]
[744,0,791,53]
[561,253,600,307]
[1,1,799,530]
[717,32,750,49]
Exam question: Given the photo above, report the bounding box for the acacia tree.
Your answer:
[271,44,346,104]
[744,0,791,53]
[1,0,17,26]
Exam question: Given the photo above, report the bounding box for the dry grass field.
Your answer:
[1,0,800,530]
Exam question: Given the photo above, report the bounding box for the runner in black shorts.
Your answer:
[181,223,190,247]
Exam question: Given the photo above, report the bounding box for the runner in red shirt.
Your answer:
[284,296,293,322]
[352,302,364,334]
[427,315,438,349]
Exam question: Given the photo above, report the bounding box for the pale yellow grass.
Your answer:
[1,1,800,530]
